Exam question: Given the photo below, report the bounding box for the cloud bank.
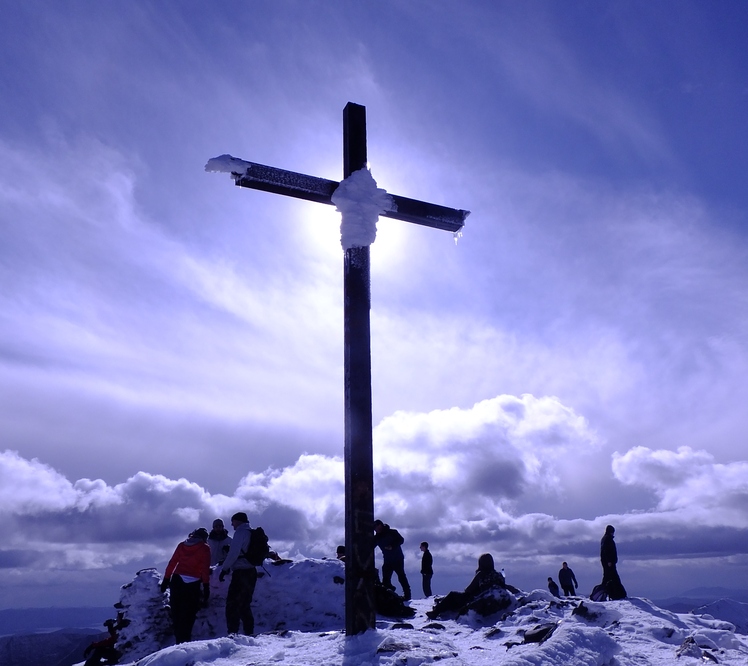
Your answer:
[2,394,747,603]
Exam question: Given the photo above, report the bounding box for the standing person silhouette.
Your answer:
[558,561,578,596]
[420,542,433,597]
[600,524,626,599]
[373,519,411,601]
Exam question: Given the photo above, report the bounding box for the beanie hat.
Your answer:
[231,512,249,524]
[191,527,209,541]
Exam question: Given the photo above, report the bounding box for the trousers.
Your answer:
[226,568,257,635]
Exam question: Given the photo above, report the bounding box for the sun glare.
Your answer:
[298,203,409,275]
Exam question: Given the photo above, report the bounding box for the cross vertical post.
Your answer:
[342,102,376,634]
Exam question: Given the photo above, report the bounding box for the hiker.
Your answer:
[420,542,433,597]
[547,577,561,597]
[336,545,346,562]
[558,561,578,596]
[219,512,259,635]
[426,553,506,619]
[600,524,626,599]
[373,519,411,601]
[208,519,232,566]
[161,527,211,644]
[83,612,128,665]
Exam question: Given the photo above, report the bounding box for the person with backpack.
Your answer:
[373,519,411,601]
[161,527,211,644]
[558,561,578,596]
[219,512,269,635]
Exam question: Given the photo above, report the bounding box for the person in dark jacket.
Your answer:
[162,527,211,644]
[420,542,433,597]
[374,519,411,601]
[558,561,578,596]
[600,524,626,599]
[547,577,561,597]
[426,553,506,619]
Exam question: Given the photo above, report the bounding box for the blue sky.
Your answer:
[2,1,748,608]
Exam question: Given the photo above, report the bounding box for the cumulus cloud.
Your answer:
[612,445,748,526]
[0,394,596,561]
[2,401,748,595]
[373,394,598,524]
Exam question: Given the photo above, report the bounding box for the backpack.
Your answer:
[590,583,608,601]
[245,526,270,566]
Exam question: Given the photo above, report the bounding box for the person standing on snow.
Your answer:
[600,524,627,599]
[219,512,257,635]
[208,518,232,566]
[373,519,412,601]
[420,542,433,597]
[161,527,211,644]
[558,561,578,596]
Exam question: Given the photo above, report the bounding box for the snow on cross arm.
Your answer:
[204,154,253,180]
[331,168,394,250]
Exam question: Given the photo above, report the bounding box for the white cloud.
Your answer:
[0,450,78,513]
[612,445,748,527]
[374,394,598,508]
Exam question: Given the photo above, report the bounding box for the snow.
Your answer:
[82,557,748,666]
[204,154,253,180]
[331,168,393,250]
[693,599,748,635]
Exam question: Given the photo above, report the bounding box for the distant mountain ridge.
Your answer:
[0,607,111,636]
[0,628,102,666]
[652,587,748,614]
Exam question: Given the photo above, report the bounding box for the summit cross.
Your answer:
[207,102,469,634]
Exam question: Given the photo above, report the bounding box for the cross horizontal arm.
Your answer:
[208,157,469,233]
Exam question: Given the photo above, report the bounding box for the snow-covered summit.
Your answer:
[96,557,748,666]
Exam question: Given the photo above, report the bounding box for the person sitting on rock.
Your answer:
[426,553,508,620]
[83,612,129,666]
[547,577,561,597]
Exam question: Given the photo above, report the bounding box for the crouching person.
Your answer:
[162,527,211,644]
[219,512,256,636]
[426,553,508,620]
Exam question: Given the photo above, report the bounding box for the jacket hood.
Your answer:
[477,553,495,573]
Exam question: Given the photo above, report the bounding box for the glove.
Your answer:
[160,578,170,593]
[219,570,227,582]
[202,584,210,607]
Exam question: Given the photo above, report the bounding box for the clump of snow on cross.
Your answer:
[204,155,252,179]
[331,168,393,250]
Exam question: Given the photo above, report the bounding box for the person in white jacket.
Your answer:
[219,512,255,635]
[208,519,232,566]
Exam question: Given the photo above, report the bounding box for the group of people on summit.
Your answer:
[157,516,626,646]
[161,512,278,644]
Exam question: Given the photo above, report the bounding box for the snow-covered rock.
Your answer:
[92,557,748,666]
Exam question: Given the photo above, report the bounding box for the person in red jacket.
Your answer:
[161,527,211,643]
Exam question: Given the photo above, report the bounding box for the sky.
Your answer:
[1,0,748,609]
